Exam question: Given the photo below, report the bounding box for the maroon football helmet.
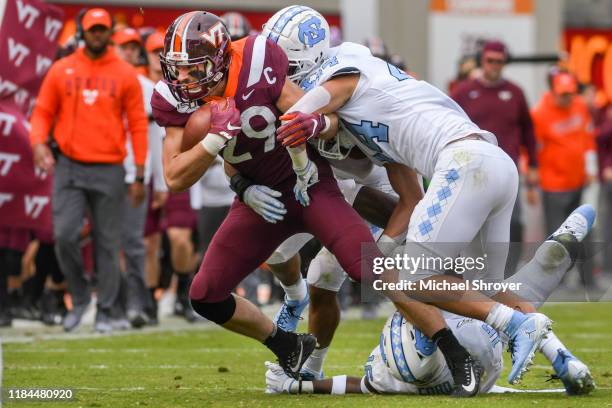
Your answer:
[160,11,232,102]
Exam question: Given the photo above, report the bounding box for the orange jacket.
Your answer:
[30,47,148,165]
[531,92,595,192]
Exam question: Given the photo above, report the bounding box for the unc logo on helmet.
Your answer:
[262,5,330,83]
[298,17,326,47]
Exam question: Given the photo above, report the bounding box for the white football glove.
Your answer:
[264,361,295,394]
[243,185,287,223]
[293,160,319,207]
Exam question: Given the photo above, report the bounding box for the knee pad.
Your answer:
[190,295,236,325]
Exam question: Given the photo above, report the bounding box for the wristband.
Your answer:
[229,173,254,202]
[200,133,229,156]
[331,375,347,395]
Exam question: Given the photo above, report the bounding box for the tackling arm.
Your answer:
[384,163,423,241]
[162,126,217,192]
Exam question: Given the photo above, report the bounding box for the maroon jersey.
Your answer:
[452,78,537,167]
[152,35,332,191]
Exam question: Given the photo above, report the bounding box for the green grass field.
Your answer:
[3,302,612,408]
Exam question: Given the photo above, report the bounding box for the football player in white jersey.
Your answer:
[271,6,576,392]
[264,206,596,396]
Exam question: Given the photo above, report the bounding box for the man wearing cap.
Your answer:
[29,8,148,333]
[452,40,538,277]
[531,71,597,285]
[113,27,168,327]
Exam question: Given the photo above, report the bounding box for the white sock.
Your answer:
[485,303,516,332]
[281,278,307,302]
[302,346,329,376]
[540,332,567,363]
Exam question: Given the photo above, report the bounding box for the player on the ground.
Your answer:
[152,10,426,382]
[273,7,555,389]
[265,206,596,396]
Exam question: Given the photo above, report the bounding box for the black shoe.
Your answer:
[447,353,482,397]
[127,309,149,328]
[276,333,317,380]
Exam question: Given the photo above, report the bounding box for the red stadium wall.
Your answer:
[50,3,340,45]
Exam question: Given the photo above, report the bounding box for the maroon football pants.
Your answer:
[189,177,380,303]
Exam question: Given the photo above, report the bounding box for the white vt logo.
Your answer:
[0,152,20,176]
[45,17,63,42]
[83,89,99,105]
[16,0,40,29]
[200,21,226,47]
[7,38,31,67]
[0,112,16,136]
[25,195,49,219]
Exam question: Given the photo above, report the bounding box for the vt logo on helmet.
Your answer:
[160,11,232,103]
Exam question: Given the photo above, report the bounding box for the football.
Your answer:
[181,97,229,152]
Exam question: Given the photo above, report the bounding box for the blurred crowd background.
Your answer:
[1,0,612,332]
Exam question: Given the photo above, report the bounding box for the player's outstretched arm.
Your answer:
[162,126,218,192]
[382,163,423,252]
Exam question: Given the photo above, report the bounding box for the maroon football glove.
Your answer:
[209,98,242,140]
[276,112,329,148]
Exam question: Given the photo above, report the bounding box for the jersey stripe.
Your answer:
[246,35,266,88]
[266,6,309,43]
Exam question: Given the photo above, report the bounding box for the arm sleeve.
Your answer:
[517,89,538,167]
[123,72,149,166]
[29,65,60,146]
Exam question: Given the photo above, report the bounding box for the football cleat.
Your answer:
[277,333,317,380]
[549,204,595,243]
[274,292,309,332]
[552,349,596,395]
[506,312,553,384]
[446,353,482,397]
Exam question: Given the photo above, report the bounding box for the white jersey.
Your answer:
[365,313,503,395]
[300,42,496,179]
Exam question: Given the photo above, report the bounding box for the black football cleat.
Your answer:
[447,353,482,397]
[277,333,317,380]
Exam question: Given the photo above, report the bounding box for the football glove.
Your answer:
[243,185,287,223]
[277,112,330,148]
[293,160,319,207]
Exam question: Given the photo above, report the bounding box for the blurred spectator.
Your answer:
[29,8,148,333]
[531,71,597,286]
[0,228,31,326]
[448,55,477,94]
[363,37,389,60]
[142,31,167,324]
[595,104,612,273]
[452,40,537,277]
[114,27,168,328]
[164,191,199,322]
[220,12,252,41]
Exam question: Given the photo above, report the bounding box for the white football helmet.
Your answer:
[381,312,447,386]
[262,5,330,83]
[317,127,355,160]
